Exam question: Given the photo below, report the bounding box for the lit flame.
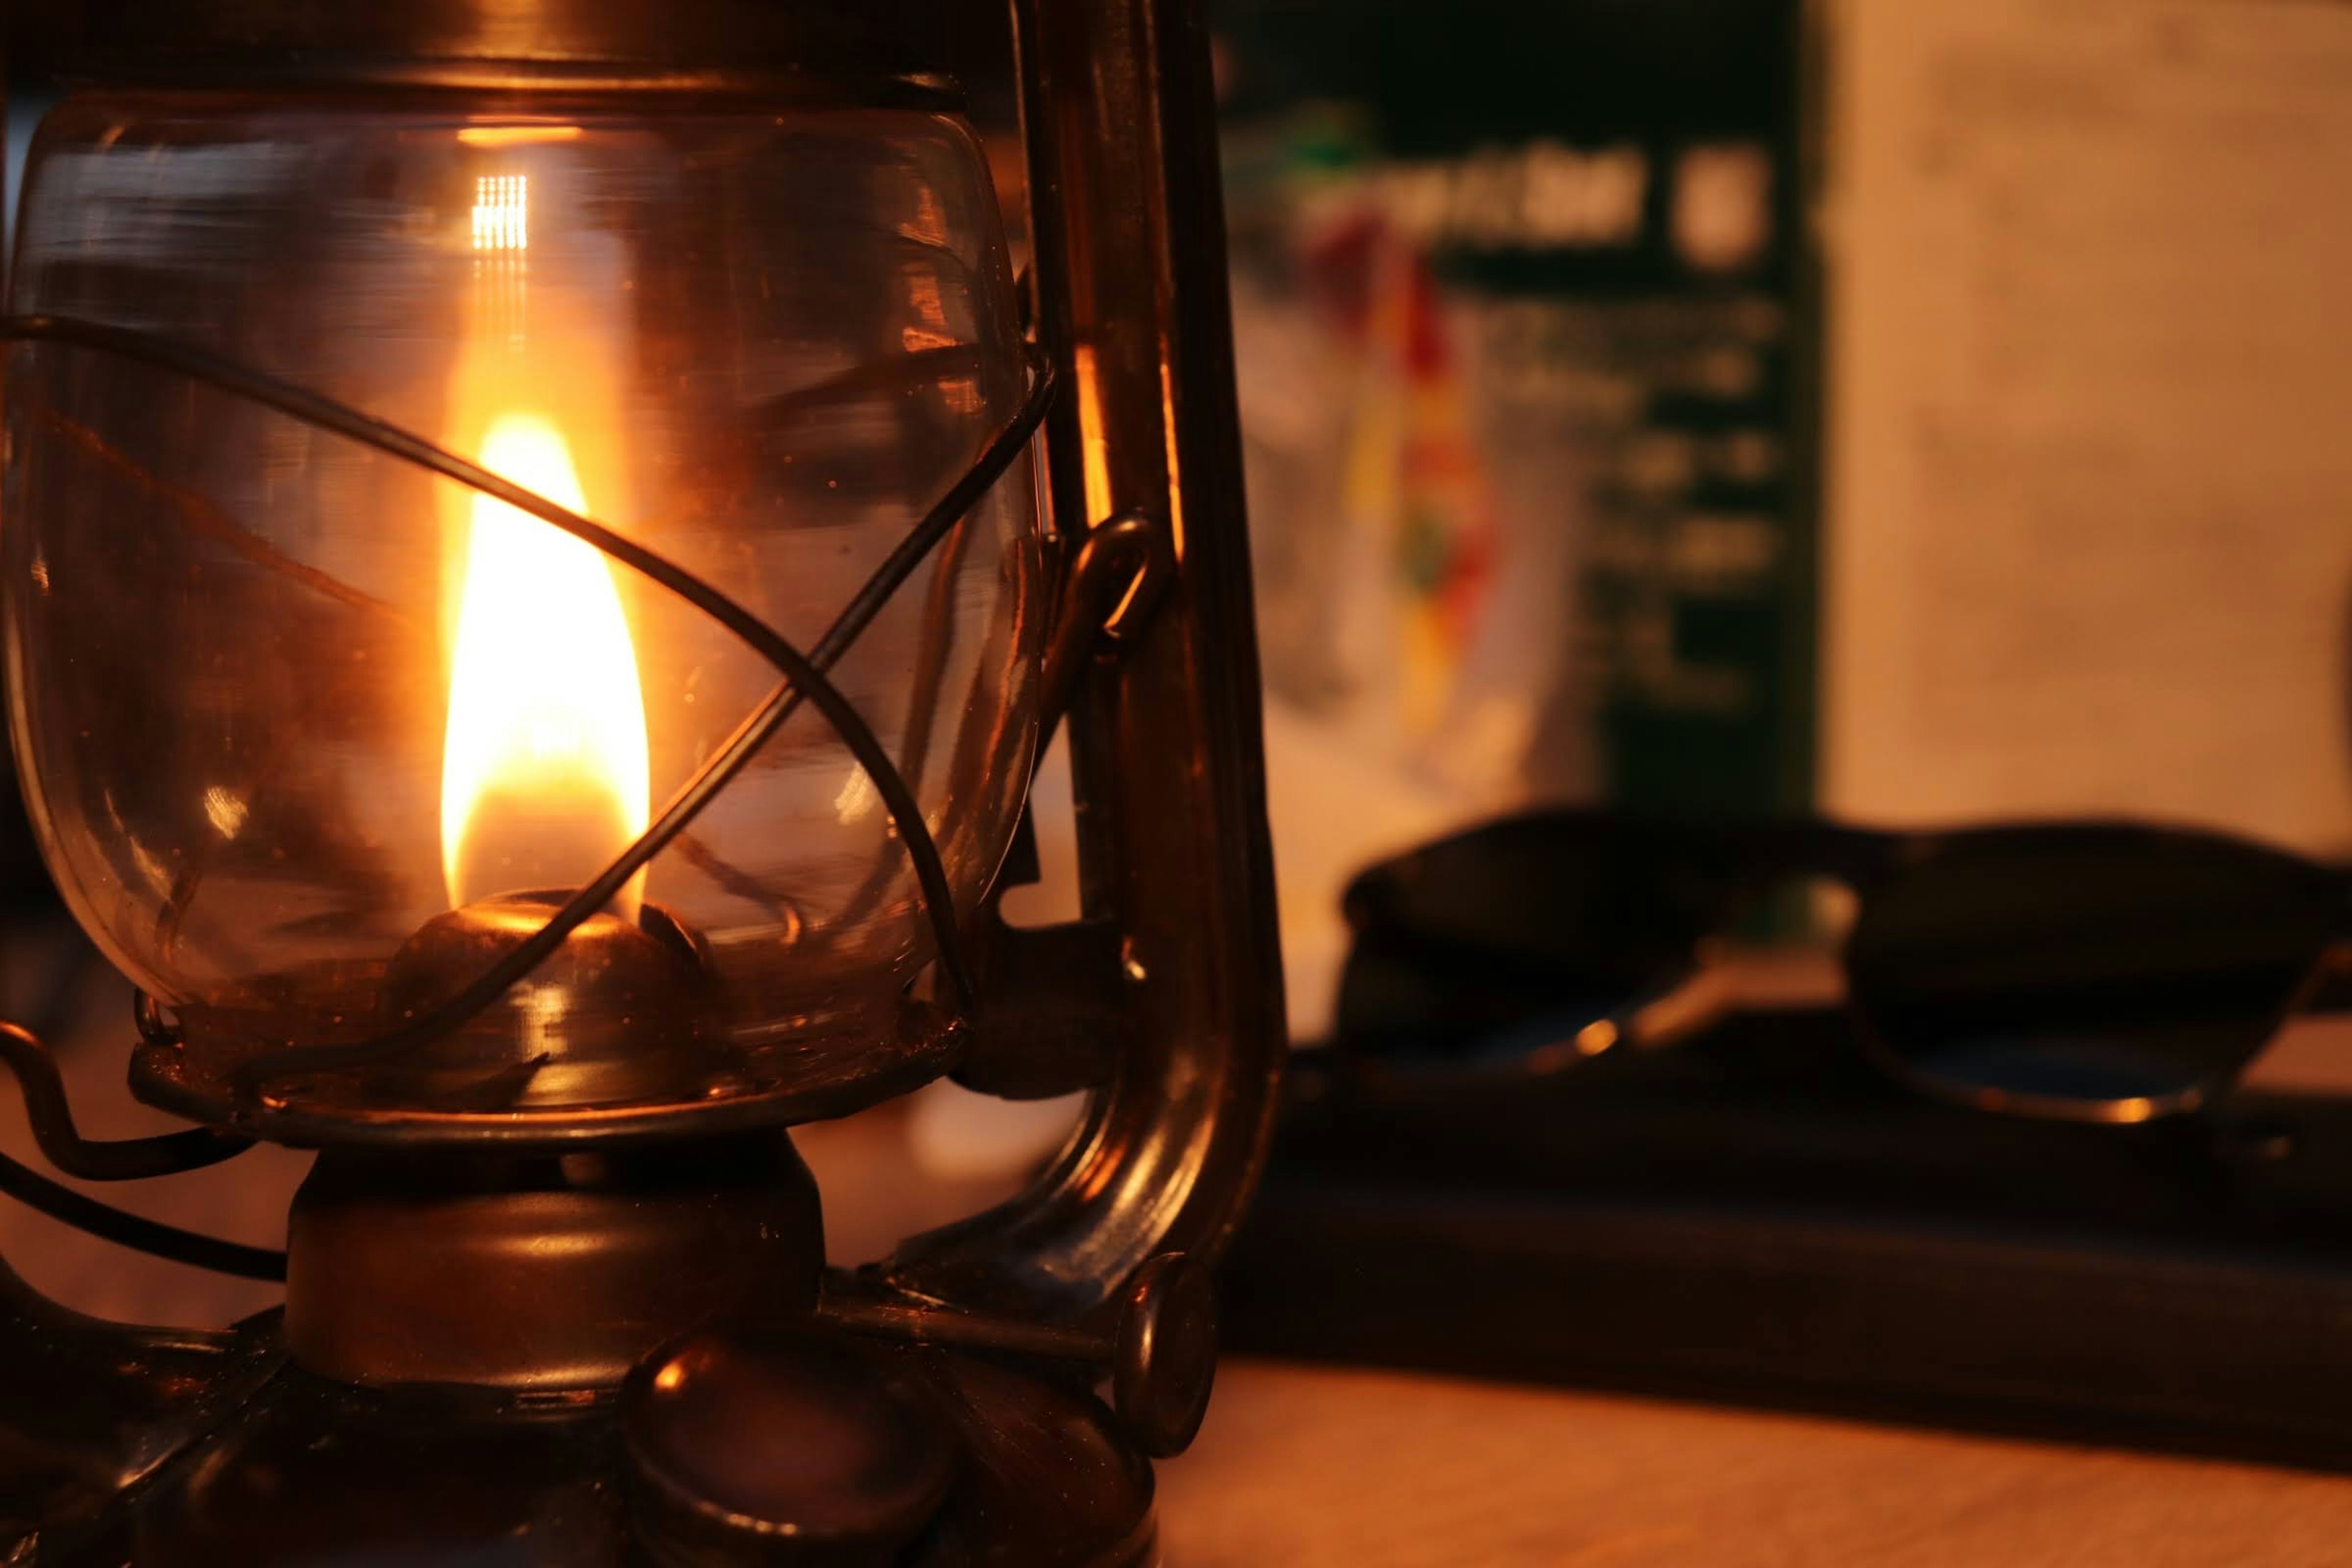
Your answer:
[440,415,651,921]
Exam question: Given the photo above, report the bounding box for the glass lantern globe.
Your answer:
[4,88,1042,1124]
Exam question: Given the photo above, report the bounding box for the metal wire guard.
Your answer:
[2,312,1054,1112]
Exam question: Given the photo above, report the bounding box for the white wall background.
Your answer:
[1820,0,2352,853]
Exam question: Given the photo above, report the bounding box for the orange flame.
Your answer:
[440,415,650,921]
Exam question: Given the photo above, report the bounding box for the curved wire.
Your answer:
[7,313,959,1016]
[0,1145,286,1281]
[0,1022,254,1180]
[217,345,1055,1095]
[1,315,1052,1105]
[1035,511,1169,756]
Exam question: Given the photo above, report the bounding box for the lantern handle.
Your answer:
[875,0,1286,1331]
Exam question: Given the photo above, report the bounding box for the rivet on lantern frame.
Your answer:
[0,304,1178,1264]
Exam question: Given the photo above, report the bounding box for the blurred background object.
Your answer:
[1820,0,2352,858]
[1199,0,2352,1477]
[1216,0,1812,1035]
[1216,0,2352,1042]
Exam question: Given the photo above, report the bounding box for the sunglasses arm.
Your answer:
[1578,948,1850,1058]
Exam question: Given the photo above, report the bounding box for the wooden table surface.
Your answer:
[1161,1360,2352,1567]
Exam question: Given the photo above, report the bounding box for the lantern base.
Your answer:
[282,1131,827,1390]
[69,1321,1156,1567]
[21,1136,1161,1567]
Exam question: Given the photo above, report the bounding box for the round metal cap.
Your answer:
[623,1329,956,1566]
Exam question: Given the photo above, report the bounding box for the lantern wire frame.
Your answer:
[0,311,1059,1280]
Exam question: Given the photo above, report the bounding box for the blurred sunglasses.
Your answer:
[1333,813,2352,1123]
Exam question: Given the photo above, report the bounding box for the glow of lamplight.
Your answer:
[457,125,585,149]
[440,414,651,921]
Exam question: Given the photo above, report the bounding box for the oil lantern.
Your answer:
[0,0,1283,1561]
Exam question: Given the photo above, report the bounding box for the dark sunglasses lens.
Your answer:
[1849,830,2340,1112]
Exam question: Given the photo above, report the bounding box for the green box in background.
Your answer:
[1213,0,1815,1023]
